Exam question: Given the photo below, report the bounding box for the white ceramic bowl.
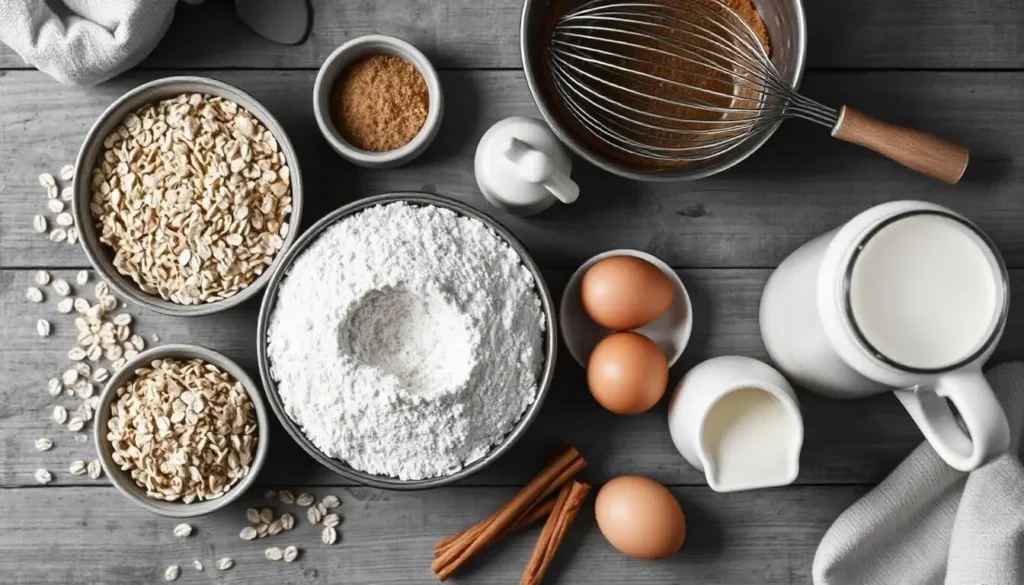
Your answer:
[560,249,693,367]
[313,35,444,168]
[94,344,271,517]
[72,76,304,317]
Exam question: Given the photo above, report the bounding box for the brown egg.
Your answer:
[581,255,674,330]
[587,332,668,414]
[595,475,687,559]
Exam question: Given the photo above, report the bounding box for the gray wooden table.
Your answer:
[1,1,1020,583]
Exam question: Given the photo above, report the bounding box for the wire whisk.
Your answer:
[550,0,969,183]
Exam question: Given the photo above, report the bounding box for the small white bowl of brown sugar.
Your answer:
[94,344,270,517]
[313,35,444,168]
[72,76,303,316]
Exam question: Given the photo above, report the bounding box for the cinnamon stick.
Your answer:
[435,497,557,558]
[431,447,584,580]
[519,481,591,585]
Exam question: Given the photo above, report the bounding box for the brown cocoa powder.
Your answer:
[331,55,429,152]
[542,0,771,171]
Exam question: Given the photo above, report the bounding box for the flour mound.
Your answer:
[267,202,545,480]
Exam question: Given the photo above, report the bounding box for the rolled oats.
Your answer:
[283,545,299,563]
[321,494,341,509]
[33,214,47,233]
[35,270,51,286]
[296,492,314,507]
[321,525,337,545]
[47,199,64,213]
[69,461,87,475]
[34,469,52,484]
[278,489,295,505]
[26,287,44,303]
[52,405,68,425]
[76,271,89,285]
[34,437,53,451]
[216,558,233,571]
[60,164,75,181]
[90,93,292,306]
[264,547,283,561]
[164,565,179,582]
[105,358,258,502]
[53,279,71,296]
[87,459,102,479]
[36,319,51,337]
[173,523,193,538]
[239,526,258,541]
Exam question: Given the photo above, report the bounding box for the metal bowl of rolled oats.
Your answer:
[93,344,270,517]
[72,76,303,316]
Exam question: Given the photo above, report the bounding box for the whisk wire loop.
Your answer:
[550,0,839,164]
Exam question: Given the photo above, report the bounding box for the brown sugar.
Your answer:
[542,0,772,171]
[331,55,429,152]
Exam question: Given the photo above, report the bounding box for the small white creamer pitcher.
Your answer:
[667,356,804,492]
[760,200,1011,471]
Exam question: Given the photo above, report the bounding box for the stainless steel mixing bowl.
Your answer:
[256,193,558,490]
[520,0,807,181]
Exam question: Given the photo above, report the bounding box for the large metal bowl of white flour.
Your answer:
[257,192,557,489]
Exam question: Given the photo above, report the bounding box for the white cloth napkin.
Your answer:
[0,0,183,85]
[813,362,1024,585]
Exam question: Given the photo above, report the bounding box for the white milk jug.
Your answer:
[759,201,1011,471]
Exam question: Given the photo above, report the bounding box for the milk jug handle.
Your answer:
[895,371,1010,472]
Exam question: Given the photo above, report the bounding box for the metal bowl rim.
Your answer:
[256,192,559,490]
[93,343,272,517]
[72,75,305,316]
[519,0,808,182]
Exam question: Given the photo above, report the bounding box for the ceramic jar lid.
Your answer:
[474,116,579,216]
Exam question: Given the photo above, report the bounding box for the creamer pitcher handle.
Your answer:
[895,371,1010,472]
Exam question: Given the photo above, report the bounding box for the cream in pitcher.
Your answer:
[760,201,1011,471]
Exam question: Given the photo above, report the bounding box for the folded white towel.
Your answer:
[814,362,1024,585]
[0,0,181,85]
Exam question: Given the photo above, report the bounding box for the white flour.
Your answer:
[267,202,545,480]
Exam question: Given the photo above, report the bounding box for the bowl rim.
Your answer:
[312,34,445,167]
[519,0,808,182]
[72,75,304,316]
[93,343,271,518]
[256,192,558,490]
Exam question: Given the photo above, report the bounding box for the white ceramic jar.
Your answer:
[759,200,1011,471]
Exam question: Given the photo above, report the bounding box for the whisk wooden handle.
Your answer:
[831,107,969,184]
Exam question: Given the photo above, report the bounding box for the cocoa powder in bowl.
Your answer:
[331,54,429,152]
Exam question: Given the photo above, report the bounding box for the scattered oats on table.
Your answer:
[283,545,299,563]
[164,565,179,582]
[173,523,193,538]
[321,494,341,509]
[246,507,261,524]
[259,507,274,524]
[323,513,341,528]
[67,416,85,432]
[216,557,234,571]
[69,461,87,475]
[59,164,74,181]
[26,287,43,303]
[89,93,293,306]
[265,546,283,561]
[33,214,47,233]
[35,270,51,286]
[321,525,338,545]
[87,459,102,479]
[307,505,323,525]
[76,270,89,285]
[52,405,68,424]
[278,489,295,505]
[34,469,52,484]
[47,378,62,396]
[38,173,55,189]
[36,319,51,337]
[53,279,71,296]
[105,358,258,502]
[46,199,64,213]
[34,437,53,451]
[192,560,204,572]
[48,228,67,243]
[240,526,258,541]
[280,512,295,531]
[296,492,314,507]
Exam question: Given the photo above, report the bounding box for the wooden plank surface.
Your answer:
[0,485,864,584]
[0,0,1018,70]
[10,267,1021,489]
[2,70,1023,270]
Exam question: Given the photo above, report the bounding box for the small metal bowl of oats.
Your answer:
[94,344,270,517]
[72,76,303,316]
